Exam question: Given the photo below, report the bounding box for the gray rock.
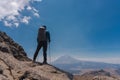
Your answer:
[19,71,50,80]
[0,31,30,61]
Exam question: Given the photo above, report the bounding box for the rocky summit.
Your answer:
[0,31,73,80]
[0,31,30,61]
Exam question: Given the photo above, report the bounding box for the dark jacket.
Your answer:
[37,28,51,43]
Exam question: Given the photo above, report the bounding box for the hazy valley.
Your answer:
[52,55,120,80]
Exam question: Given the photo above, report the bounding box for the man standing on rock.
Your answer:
[33,25,51,64]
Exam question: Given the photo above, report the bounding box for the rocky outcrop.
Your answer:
[0,31,73,80]
[93,76,119,80]
[0,31,30,61]
[74,70,120,80]
[83,69,111,76]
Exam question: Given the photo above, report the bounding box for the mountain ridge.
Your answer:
[53,55,120,75]
[74,69,120,80]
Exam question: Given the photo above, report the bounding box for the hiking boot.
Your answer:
[43,61,48,64]
[32,60,36,63]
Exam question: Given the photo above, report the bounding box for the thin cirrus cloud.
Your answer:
[77,57,120,64]
[0,0,41,27]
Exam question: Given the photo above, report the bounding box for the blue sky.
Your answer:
[1,0,120,64]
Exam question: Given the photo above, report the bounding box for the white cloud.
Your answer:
[34,13,40,17]
[6,15,16,21]
[21,16,31,24]
[76,57,120,64]
[27,6,40,18]
[27,6,32,10]
[14,23,19,27]
[4,21,12,27]
[0,0,40,27]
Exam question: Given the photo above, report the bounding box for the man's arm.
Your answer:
[37,29,40,43]
[46,31,51,43]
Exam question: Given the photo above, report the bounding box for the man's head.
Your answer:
[42,25,46,30]
[40,25,46,30]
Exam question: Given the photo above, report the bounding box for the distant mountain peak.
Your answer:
[52,54,120,75]
[53,55,80,64]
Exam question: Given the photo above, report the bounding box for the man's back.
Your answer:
[37,28,47,42]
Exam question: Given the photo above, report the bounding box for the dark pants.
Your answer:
[33,41,47,63]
